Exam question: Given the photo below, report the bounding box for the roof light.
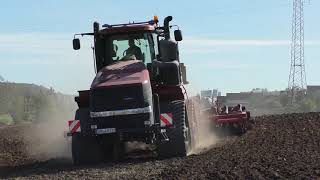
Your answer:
[154,16,159,23]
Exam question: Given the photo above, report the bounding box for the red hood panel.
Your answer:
[91,60,149,89]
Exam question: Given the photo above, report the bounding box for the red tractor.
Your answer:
[67,16,199,164]
[211,103,251,135]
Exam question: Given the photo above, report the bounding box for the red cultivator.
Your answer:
[211,104,251,135]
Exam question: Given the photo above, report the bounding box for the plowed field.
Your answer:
[0,113,319,179]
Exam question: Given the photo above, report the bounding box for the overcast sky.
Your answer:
[0,0,319,95]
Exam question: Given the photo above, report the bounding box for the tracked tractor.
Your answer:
[67,16,199,164]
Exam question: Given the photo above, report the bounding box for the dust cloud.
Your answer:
[188,97,220,155]
[23,110,74,161]
[191,116,219,154]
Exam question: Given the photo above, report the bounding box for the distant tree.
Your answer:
[299,98,317,112]
[280,94,289,107]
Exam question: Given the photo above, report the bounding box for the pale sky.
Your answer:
[0,0,319,95]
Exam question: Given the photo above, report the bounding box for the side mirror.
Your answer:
[174,30,183,42]
[73,38,81,50]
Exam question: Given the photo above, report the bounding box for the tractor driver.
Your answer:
[125,39,143,60]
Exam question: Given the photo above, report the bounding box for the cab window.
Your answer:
[106,33,156,65]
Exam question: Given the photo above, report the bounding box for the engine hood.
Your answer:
[91,60,150,89]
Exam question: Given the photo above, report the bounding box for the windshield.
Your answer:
[105,33,157,65]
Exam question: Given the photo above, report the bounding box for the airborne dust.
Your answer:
[22,109,73,161]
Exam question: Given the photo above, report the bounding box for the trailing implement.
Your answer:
[211,103,251,135]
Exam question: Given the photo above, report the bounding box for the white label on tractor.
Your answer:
[68,120,81,133]
[96,128,116,135]
[160,113,173,127]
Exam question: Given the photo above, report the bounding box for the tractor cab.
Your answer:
[92,23,159,71]
[73,16,187,86]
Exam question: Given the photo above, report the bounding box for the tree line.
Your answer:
[0,82,76,125]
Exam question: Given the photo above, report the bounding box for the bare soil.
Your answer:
[0,113,320,179]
